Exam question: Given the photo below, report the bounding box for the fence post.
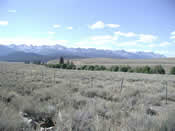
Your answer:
[69,80,71,88]
[53,71,56,84]
[31,71,33,79]
[15,71,17,81]
[91,77,94,88]
[165,81,168,104]
[120,78,124,93]
[42,70,44,81]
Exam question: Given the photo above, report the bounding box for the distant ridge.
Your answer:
[0,44,166,62]
[0,45,16,56]
[0,51,51,62]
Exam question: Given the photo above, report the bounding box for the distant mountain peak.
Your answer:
[0,44,166,62]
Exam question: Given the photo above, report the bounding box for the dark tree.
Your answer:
[59,56,64,64]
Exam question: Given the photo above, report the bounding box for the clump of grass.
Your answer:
[160,111,175,131]
[126,112,160,131]
[0,102,30,131]
[55,107,96,131]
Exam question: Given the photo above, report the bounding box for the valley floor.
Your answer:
[0,62,175,131]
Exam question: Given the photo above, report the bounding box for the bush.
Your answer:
[24,61,30,64]
[110,66,119,72]
[94,65,100,70]
[60,64,67,69]
[128,68,134,73]
[87,65,95,71]
[151,65,165,74]
[67,64,76,69]
[99,65,106,71]
[134,66,152,74]
[170,67,175,75]
[119,65,131,72]
[33,60,41,65]
[55,64,61,68]
[80,65,88,70]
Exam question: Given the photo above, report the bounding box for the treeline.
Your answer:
[46,62,168,74]
[41,57,175,75]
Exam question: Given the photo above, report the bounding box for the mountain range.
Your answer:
[0,44,165,62]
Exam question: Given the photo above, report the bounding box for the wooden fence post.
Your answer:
[91,77,94,88]
[120,78,124,93]
[165,81,168,104]
[31,71,33,79]
[42,71,44,81]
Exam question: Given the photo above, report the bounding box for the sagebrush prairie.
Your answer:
[0,62,175,131]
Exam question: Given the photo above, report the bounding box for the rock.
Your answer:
[40,117,56,128]
[146,107,158,116]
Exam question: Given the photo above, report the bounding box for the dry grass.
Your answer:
[0,62,175,130]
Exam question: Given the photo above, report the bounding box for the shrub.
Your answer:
[67,63,76,69]
[151,65,165,74]
[94,65,100,70]
[77,67,81,70]
[99,65,106,71]
[119,65,131,72]
[80,65,88,70]
[24,61,30,64]
[170,67,175,75]
[60,64,67,69]
[134,66,152,74]
[33,60,41,65]
[128,68,134,73]
[110,66,119,72]
[86,65,94,71]
[55,64,61,68]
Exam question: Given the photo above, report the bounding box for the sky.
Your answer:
[0,0,175,57]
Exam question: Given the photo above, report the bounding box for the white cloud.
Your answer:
[53,24,61,28]
[89,21,120,30]
[106,24,120,28]
[0,38,69,46]
[67,26,73,30]
[73,40,115,50]
[125,49,152,53]
[170,35,175,39]
[89,21,105,29]
[48,31,56,35]
[159,42,171,47]
[90,35,115,41]
[0,21,8,26]
[171,31,175,35]
[137,34,157,43]
[8,10,16,13]
[115,31,137,37]
[117,41,138,47]
[73,34,118,49]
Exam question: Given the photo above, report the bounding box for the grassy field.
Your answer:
[0,62,175,131]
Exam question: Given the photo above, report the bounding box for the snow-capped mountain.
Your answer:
[0,44,165,62]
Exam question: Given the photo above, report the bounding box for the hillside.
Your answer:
[0,51,51,62]
[0,45,16,56]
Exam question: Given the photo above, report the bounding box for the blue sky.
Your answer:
[0,0,175,56]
